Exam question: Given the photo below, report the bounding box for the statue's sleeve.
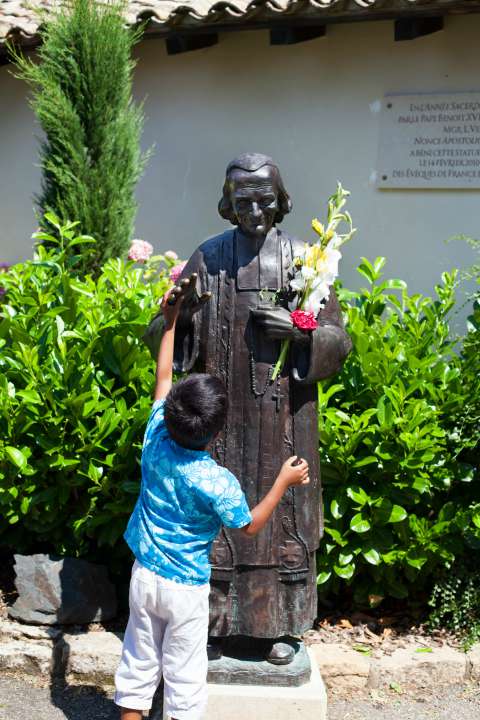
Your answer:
[291,287,352,384]
[142,248,205,373]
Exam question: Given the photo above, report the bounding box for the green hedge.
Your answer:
[317,258,479,604]
[0,217,170,566]
[0,224,478,600]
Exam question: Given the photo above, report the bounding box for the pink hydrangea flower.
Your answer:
[170,261,187,285]
[291,309,317,331]
[128,239,153,263]
[164,250,178,261]
[0,263,10,294]
[0,265,8,296]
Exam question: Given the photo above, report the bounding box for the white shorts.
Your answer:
[115,560,210,719]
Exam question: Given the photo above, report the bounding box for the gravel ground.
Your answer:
[326,685,480,720]
[0,676,479,720]
[0,677,117,720]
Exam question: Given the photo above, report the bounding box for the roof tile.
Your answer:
[0,0,474,46]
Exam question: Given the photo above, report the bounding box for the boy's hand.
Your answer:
[242,456,310,538]
[277,456,310,488]
[161,289,183,328]
[168,273,211,315]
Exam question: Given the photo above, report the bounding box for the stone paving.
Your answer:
[0,676,479,720]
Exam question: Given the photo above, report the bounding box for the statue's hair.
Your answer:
[218,153,292,225]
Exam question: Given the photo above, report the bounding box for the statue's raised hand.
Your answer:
[167,273,211,316]
[143,273,211,357]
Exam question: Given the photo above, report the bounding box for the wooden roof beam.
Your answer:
[165,32,218,54]
[270,25,326,45]
[394,16,444,41]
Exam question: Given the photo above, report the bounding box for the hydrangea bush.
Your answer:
[0,216,173,565]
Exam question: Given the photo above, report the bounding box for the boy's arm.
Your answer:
[241,457,310,537]
[154,316,176,401]
[153,274,211,401]
[153,290,185,402]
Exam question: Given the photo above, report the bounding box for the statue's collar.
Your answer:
[235,227,281,291]
[234,227,276,254]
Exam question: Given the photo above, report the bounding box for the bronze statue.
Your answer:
[145,153,351,665]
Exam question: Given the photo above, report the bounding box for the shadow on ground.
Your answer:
[48,559,119,720]
[49,680,118,720]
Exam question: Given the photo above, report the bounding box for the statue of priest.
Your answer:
[145,153,352,664]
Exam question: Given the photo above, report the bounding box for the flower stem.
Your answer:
[271,338,291,382]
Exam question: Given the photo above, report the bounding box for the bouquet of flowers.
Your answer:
[271,183,355,380]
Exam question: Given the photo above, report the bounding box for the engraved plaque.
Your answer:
[377,92,480,189]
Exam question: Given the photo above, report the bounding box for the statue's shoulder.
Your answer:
[197,229,234,257]
[194,229,234,272]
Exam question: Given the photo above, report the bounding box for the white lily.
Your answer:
[305,285,331,315]
[301,266,316,280]
[329,233,343,250]
[290,276,305,292]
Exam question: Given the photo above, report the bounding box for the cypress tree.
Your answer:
[11,0,149,272]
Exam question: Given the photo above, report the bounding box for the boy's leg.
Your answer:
[120,711,143,720]
[161,585,210,720]
[115,562,165,714]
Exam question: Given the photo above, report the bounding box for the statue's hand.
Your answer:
[168,273,211,316]
[251,306,311,345]
[251,306,292,340]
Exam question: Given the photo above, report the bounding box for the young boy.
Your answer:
[115,278,310,720]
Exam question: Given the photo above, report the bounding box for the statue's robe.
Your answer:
[146,227,351,638]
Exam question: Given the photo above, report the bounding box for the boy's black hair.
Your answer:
[164,374,228,450]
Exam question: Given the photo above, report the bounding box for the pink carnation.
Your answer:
[164,250,178,261]
[291,309,317,331]
[128,239,153,263]
[170,261,187,285]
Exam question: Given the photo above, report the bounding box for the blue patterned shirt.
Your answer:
[124,399,252,585]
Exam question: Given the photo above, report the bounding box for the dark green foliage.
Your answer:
[10,0,148,273]
[0,235,478,605]
[453,238,479,463]
[429,562,480,649]
[0,216,170,562]
[317,258,479,605]
[425,242,480,646]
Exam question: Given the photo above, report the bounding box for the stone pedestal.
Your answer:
[207,639,311,687]
[206,649,327,720]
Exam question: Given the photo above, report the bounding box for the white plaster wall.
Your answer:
[0,63,41,262]
[0,15,478,307]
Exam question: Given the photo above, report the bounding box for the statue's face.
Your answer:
[229,166,279,239]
